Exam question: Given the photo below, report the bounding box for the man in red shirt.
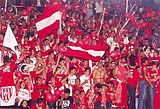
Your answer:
[127,66,140,109]
[0,56,17,107]
[0,56,16,87]
[138,57,150,109]
[146,62,159,109]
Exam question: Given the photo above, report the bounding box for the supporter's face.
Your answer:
[111,63,116,69]
[49,53,54,59]
[37,78,42,84]
[25,57,30,63]
[153,52,158,57]
[36,51,42,57]
[22,100,27,107]
[94,87,99,91]
[64,93,69,98]
[101,86,106,92]
[51,78,55,85]
[74,90,79,96]
[98,62,103,68]
[71,69,76,74]
[20,82,25,89]
[121,58,126,64]
[83,60,89,67]
[38,102,43,107]
[85,70,90,76]
[72,58,77,63]
[75,79,80,85]
[152,65,157,70]
[80,92,85,97]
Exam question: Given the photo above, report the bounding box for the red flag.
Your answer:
[36,4,61,43]
[64,43,108,61]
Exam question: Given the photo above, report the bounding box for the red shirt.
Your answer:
[0,62,17,87]
[72,85,83,93]
[127,68,140,87]
[146,68,159,85]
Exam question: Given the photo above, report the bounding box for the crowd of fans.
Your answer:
[0,0,160,109]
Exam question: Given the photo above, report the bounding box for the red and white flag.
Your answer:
[36,4,61,43]
[0,86,16,106]
[3,24,18,52]
[64,43,108,61]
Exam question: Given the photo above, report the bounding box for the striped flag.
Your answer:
[64,43,108,61]
[36,4,61,43]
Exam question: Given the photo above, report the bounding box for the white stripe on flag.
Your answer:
[68,46,105,57]
[36,11,61,31]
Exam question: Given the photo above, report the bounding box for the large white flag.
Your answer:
[3,24,18,52]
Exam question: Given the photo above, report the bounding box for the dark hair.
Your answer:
[37,98,43,104]
[3,56,10,63]
[69,66,76,72]
[70,56,76,61]
[20,100,29,108]
[48,51,54,55]
[94,83,102,88]
[85,68,90,72]
[141,57,148,65]
[64,88,70,94]
[25,56,30,60]
[107,81,114,87]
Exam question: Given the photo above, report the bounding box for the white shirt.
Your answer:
[80,75,91,93]
[68,75,77,85]
[18,88,30,105]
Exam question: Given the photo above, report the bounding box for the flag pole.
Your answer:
[126,0,129,13]
[58,12,62,43]
[4,0,7,12]
[97,8,106,35]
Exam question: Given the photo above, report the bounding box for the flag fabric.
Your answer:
[36,4,61,43]
[0,86,16,106]
[3,24,18,52]
[64,43,108,61]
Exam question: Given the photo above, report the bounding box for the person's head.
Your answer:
[20,100,29,107]
[50,77,55,85]
[36,51,42,58]
[69,66,76,75]
[151,62,158,70]
[74,90,79,96]
[25,56,30,64]
[3,56,10,63]
[48,51,55,59]
[20,81,26,89]
[64,88,70,98]
[83,60,89,67]
[120,56,127,64]
[36,98,43,107]
[141,57,148,66]
[97,61,103,68]
[101,84,106,92]
[107,81,114,88]
[153,50,159,57]
[75,78,81,85]
[94,83,102,91]
[111,61,116,69]
[84,68,90,76]
[36,77,42,85]
[80,90,85,97]
[70,57,77,63]
[59,58,65,65]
